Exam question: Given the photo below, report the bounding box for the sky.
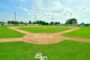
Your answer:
[0,0,90,24]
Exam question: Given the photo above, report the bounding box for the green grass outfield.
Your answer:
[19,26,71,33]
[0,40,90,60]
[63,26,90,39]
[0,26,25,39]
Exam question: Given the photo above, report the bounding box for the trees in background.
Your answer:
[7,20,60,25]
[7,21,32,25]
[0,21,5,25]
[33,21,60,25]
[0,21,4,24]
[65,18,77,24]
[81,22,85,25]
[7,21,20,24]
[55,22,60,25]
[50,22,60,25]
[32,20,49,25]
[21,21,25,24]
[50,22,54,25]
[6,18,78,25]
[6,20,61,25]
[28,21,32,24]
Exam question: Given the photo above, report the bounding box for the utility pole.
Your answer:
[34,14,37,24]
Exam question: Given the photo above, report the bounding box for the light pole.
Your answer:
[14,11,16,21]
[34,14,37,21]
[70,12,72,19]
[52,15,54,22]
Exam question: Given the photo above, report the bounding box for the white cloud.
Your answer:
[17,6,29,12]
[41,1,73,21]
[17,0,73,23]
[77,6,88,12]
[34,0,43,9]
[20,1,73,23]
[39,1,73,15]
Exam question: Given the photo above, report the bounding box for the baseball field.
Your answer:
[0,25,90,60]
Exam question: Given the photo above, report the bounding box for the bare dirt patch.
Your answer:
[0,38,23,42]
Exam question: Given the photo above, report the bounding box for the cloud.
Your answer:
[41,1,73,18]
[77,6,88,12]
[34,0,43,8]
[17,1,73,23]
[17,6,29,12]
[0,0,89,23]
[18,0,83,23]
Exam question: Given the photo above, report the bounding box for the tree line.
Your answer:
[0,18,78,25]
[0,21,4,24]
[7,20,60,25]
[65,18,77,24]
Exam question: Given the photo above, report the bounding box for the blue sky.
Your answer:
[0,0,90,23]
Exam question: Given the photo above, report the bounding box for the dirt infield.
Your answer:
[0,38,23,42]
[0,26,90,44]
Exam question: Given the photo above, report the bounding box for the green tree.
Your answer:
[50,22,55,25]
[7,21,12,24]
[0,21,4,24]
[65,18,78,24]
[7,21,20,24]
[20,21,24,24]
[32,20,48,25]
[55,22,60,25]
[29,21,32,24]
[81,22,85,25]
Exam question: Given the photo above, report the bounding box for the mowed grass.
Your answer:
[63,26,90,39]
[0,40,90,60]
[19,27,71,33]
[0,26,25,39]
